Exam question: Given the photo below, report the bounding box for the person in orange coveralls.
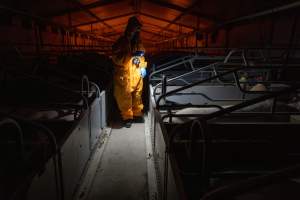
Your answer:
[112,16,147,128]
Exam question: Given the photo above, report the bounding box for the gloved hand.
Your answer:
[140,68,146,78]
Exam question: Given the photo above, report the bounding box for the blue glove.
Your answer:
[140,68,146,78]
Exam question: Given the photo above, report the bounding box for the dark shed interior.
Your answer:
[0,1,300,200]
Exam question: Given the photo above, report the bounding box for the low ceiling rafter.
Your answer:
[47,0,213,39]
[73,11,195,39]
[70,0,116,32]
[139,12,195,30]
[47,0,220,24]
[140,21,179,34]
[48,0,221,42]
[147,0,220,23]
[141,29,173,38]
[98,28,173,39]
[72,12,136,28]
[151,0,200,40]
[46,0,120,18]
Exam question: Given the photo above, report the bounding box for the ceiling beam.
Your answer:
[46,0,120,18]
[97,28,172,38]
[73,13,178,34]
[102,31,123,37]
[141,38,157,43]
[155,31,195,44]
[147,0,220,23]
[152,0,200,38]
[72,0,115,31]
[141,21,179,33]
[72,12,136,28]
[139,12,195,30]
[220,1,300,28]
[0,4,114,42]
[74,12,196,31]
[141,29,173,38]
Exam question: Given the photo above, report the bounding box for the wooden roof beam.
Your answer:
[147,0,220,23]
[74,12,195,31]
[154,0,200,37]
[141,21,179,34]
[155,31,195,44]
[220,1,300,28]
[141,29,173,38]
[139,12,195,30]
[46,0,120,18]
[98,28,173,38]
[72,1,115,31]
[72,12,136,28]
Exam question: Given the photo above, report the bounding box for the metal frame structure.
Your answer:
[148,48,300,200]
[201,163,300,200]
[0,53,108,200]
[149,49,299,109]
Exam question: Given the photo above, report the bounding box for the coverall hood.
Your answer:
[125,16,142,38]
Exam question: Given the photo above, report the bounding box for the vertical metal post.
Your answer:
[195,32,198,55]
[185,37,187,49]
[271,97,277,114]
[225,28,230,51]
[196,16,200,54]
[74,33,78,48]
[205,33,208,48]
[269,16,275,47]
[68,12,72,50]
[152,64,156,72]
[83,36,85,48]
[61,29,65,51]
[285,15,298,65]
[39,25,44,50]
[161,75,167,105]
[34,22,40,55]
[67,31,70,50]
[68,13,72,27]
[172,40,174,50]
[282,14,298,80]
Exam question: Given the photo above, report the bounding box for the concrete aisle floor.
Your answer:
[87,122,148,200]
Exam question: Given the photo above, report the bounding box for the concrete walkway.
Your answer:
[87,122,148,200]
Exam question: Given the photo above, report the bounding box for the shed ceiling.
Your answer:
[1,0,300,43]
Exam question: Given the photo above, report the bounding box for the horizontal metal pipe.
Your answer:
[0,4,114,42]
[201,163,300,200]
[221,1,300,27]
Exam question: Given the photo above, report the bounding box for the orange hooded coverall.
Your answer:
[112,22,147,120]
